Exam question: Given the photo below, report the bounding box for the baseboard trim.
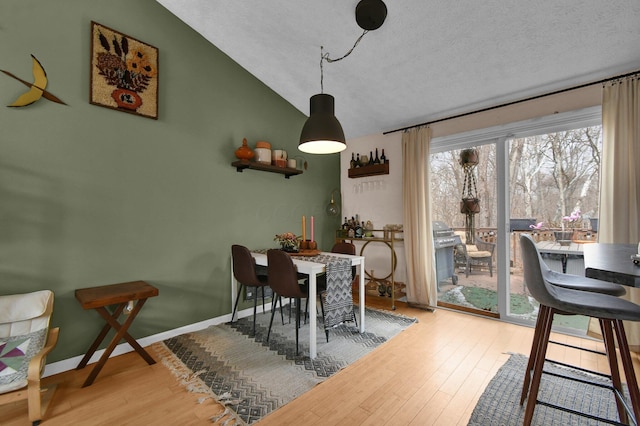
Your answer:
[43,302,274,377]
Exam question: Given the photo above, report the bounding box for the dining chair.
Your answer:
[519,234,640,425]
[0,290,59,426]
[329,242,358,289]
[266,249,310,356]
[231,244,269,335]
[309,242,358,342]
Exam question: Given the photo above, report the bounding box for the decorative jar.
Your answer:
[235,138,254,160]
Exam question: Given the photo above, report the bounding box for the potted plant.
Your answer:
[460,197,481,214]
[554,209,581,246]
[274,232,300,252]
[459,148,479,167]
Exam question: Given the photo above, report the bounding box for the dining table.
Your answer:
[583,243,640,288]
[230,250,365,359]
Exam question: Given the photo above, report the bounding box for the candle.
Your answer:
[302,215,306,242]
[311,216,314,242]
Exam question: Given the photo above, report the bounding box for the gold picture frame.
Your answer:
[90,21,158,119]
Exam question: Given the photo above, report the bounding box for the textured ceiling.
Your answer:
[156,0,640,139]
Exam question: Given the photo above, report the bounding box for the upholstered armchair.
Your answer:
[454,231,496,278]
[0,290,59,425]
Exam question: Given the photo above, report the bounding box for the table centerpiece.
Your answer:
[274,232,300,253]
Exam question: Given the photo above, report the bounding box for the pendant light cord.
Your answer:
[320,29,369,93]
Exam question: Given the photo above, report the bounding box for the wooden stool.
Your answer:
[75,280,158,387]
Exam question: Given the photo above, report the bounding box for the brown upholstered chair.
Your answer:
[266,249,309,356]
[315,242,358,291]
[311,242,358,342]
[231,244,269,335]
[329,242,358,286]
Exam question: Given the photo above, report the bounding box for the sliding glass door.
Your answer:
[430,107,602,331]
[431,143,498,317]
[507,124,601,333]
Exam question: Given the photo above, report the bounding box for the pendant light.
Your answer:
[326,189,341,216]
[299,94,346,154]
[298,0,387,154]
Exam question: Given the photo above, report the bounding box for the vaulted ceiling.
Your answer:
[156,0,640,139]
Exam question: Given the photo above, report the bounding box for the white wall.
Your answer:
[340,132,407,287]
[339,83,602,293]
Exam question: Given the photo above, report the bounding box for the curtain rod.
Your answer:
[383,68,640,135]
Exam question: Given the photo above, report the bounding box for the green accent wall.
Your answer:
[0,0,341,362]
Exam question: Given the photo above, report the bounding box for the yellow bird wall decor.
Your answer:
[0,55,67,107]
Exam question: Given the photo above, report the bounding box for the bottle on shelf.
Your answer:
[355,221,363,238]
[374,148,380,164]
[380,149,387,164]
[355,153,360,167]
[342,217,349,230]
[368,151,374,165]
[350,153,356,169]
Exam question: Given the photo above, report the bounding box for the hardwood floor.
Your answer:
[2,296,638,425]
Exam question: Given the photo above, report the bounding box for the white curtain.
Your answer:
[596,76,640,351]
[402,126,437,308]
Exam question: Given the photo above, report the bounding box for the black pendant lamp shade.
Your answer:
[298,93,346,154]
[298,0,386,155]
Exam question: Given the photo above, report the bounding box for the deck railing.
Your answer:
[451,227,597,270]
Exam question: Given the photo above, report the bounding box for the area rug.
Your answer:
[153,305,416,425]
[468,353,631,426]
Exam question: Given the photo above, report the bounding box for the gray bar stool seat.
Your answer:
[519,234,640,426]
[544,268,626,296]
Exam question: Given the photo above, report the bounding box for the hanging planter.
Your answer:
[459,148,479,167]
[460,197,481,214]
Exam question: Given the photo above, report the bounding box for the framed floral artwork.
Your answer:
[90,21,158,119]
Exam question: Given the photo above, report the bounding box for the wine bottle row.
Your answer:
[349,148,387,169]
[341,214,374,238]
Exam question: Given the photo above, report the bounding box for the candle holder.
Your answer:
[300,240,318,250]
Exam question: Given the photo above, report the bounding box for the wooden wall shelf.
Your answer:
[231,160,302,179]
[348,162,389,178]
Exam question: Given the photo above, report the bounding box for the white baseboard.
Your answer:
[43,302,274,377]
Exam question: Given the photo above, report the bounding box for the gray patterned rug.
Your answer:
[156,305,416,424]
[468,353,632,426]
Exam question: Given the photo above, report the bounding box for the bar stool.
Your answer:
[521,246,627,403]
[519,234,640,425]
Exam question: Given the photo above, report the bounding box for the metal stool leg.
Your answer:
[231,284,244,322]
[601,319,628,424]
[523,306,554,426]
[613,319,640,424]
[521,304,551,405]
